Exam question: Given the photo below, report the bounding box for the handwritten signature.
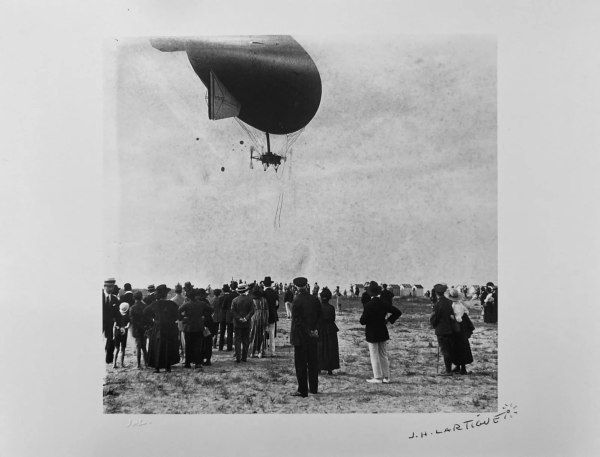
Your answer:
[408,403,517,439]
[126,418,151,428]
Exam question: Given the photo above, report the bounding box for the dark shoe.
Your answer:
[166,367,171,372]
[460,369,468,375]
[236,359,241,363]
[327,370,333,375]
[204,361,212,366]
[310,391,319,395]
[241,359,247,362]
[184,364,192,368]
[291,392,308,398]
[154,369,160,373]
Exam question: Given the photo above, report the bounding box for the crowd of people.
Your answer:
[102,276,497,397]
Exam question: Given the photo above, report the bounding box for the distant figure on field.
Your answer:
[284,285,294,319]
[263,276,279,357]
[249,285,269,358]
[447,288,475,374]
[172,283,185,357]
[312,282,320,297]
[231,283,254,363]
[359,281,402,384]
[102,277,119,364]
[290,277,322,397]
[129,291,149,369]
[317,287,340,375]
[113,302,130,368]
[211,288,222,348]
[429,283,456,376]
[144,284,180,373]
[334,286,342,315]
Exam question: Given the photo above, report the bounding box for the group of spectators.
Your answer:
[102,275,496,396]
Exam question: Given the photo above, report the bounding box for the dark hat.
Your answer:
[230,280,238,290]
[155,284,171,294]
[147,284,156,292]
[382,283,388,289]
[133,291,143,300]
[222,284,231,293]
[104,277,116,286]
[263,276,273,286]
[213,288,222,296]
[124,283,132,291]
[174,283,183,293]
[251,285,262,298]
[320,287,332,301]
[486,282,495,288]
[293,277,308,288]
[367,281,382,296]
[113,285,121,294]
[433,283,448,294]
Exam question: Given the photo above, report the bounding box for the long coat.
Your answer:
[144,299,180,368]
[317,302,340,371]
[290,291,322,346]
[223,291,239,324]
[359,297,402,343]
[430,296,455,336]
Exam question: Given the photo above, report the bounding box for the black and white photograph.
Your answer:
[2,0,599,456]
[102,34,497,414]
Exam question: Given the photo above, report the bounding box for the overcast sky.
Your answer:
[104,35,496,290]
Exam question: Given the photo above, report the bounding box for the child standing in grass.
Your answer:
[113,302,130,368]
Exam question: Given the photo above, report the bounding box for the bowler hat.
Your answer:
[367,281,382,296]
[263,276,273,286]
[293,277,308,288]
[222,284,231,293]
[147,284,156,292]
[433,283,448,294]
[486,282,495,288]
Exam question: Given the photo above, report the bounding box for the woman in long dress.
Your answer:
[447,288,475,375]
[248,286,269,358]
[317,287,340,375]
[144,284,180,373]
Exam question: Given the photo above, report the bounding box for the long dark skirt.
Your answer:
[147,326,180,369]
[317,326,340,371]
[201,334,213,362]
[184,331,204,365]
[452,332,474,365]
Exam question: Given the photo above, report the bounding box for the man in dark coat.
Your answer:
[178,289,206,369]
[220,281,239,351]
[290,277,322,397]
[359,281,402,383]
[231,284,254,363]
[102,278,119,363]
[263,276,279,357]
[429,283,456,376]
[380,283,394,306]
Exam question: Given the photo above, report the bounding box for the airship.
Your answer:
[150,35,322,171]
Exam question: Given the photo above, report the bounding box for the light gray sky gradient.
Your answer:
[104,35,496,290]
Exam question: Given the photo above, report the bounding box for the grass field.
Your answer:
[103,297,497,414]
